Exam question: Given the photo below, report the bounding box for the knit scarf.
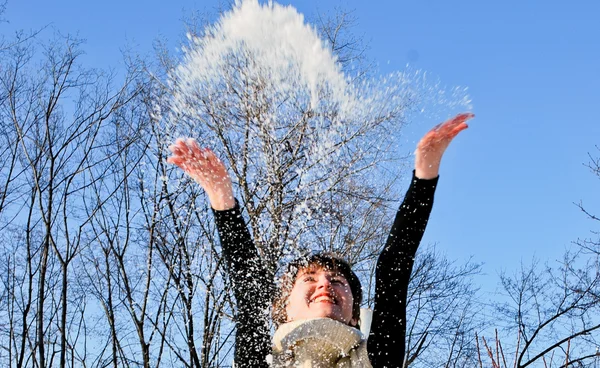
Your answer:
[271,318,372,367]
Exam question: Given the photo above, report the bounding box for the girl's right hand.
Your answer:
[167,138,235,210]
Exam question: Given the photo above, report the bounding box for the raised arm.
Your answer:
[167,139,272,368]
[368,113,473,368]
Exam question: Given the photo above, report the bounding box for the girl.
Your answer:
[167,113,473,367]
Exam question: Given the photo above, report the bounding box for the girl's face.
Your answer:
[285,266,357,326]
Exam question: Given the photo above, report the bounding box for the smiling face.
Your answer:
[285,266,358,326]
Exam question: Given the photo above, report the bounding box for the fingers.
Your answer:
[168,139,186,157]
[454,112,475,121]
[168,138,205,169]
[448,122,469,138]
[168,138,203,159]
[166,156,183,166]
[186,138,203,157]
[417,113,473,152]
[438,113,474,133]
[166,138,228,177]
[435,113,473,140]
[449,113,475,125]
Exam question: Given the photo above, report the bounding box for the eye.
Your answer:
[302,276,316,282]
[331,277,345,285]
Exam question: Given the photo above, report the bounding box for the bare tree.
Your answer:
[575,145,600,254]
[477,147,600,368]
[314,8,373,80]
[404,246,482,367]
[0,4,479,367]
[0,30,139,367]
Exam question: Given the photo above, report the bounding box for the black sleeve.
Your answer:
[213,202,273,368]
[367,171,438,368]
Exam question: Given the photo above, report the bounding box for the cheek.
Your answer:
[285,285,310,315]
[338,286,354,306]
[338,285,352,298]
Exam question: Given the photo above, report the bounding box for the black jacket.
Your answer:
[213,172,438,367]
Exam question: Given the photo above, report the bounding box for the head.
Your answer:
[272,253,362,328]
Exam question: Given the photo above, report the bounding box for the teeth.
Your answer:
[313,296,335,303]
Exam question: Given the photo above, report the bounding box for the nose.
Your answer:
[317,275,332,289]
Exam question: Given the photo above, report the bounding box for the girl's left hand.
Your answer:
[415,113,474,179]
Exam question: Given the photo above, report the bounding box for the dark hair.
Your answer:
[272,253,362,327]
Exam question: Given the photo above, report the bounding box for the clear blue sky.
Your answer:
[5,0,600,298]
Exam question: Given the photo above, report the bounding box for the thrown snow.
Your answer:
[163,0,472,259]
[171,0,349,114]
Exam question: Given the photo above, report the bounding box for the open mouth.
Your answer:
[310,294,336,304]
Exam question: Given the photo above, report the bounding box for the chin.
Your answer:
[312,306,341,320]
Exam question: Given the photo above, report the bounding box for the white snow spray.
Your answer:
[161,0,472,265]
[171,0,347,113]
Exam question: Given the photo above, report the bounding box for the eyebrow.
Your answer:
[297,270,316,277]
[297,269,345,278]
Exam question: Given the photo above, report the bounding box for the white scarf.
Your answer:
[271,318,372,367]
